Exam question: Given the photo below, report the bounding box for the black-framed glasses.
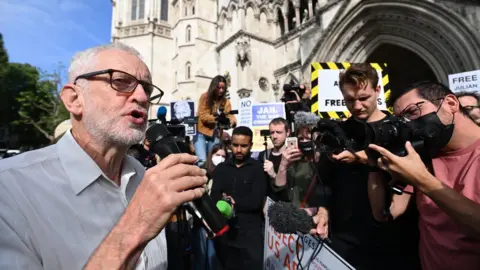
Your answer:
[73,69,163,105]
[464,105,480,112]
[400,98,444,121]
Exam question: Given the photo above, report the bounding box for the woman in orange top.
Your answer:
[194,75,236,167]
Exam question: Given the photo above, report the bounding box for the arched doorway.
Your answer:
[366,44,438,91]
[307,1,480,84]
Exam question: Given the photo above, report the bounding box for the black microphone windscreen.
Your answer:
[268,202,315,234]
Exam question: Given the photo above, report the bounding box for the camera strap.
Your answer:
[300,164,318,208]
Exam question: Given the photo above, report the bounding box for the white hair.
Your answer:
[68,42,145,83]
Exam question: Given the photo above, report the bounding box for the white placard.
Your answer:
[263,198,355,270]
[238,98,253,127]
[448,70,480,93]
[317,70,387,112]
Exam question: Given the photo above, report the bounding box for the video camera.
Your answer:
[281,83,306,103]
[216,109,239,130]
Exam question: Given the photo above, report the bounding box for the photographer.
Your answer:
[282,83,313,123]
[367,81,480,270]
[312,63,419,270]
[195,75,237,167]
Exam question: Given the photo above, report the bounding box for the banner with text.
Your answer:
[263,197,355,270]
[251,103,286,152]
[448,70,480,93]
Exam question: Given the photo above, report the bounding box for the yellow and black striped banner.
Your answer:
[311,62,392,118]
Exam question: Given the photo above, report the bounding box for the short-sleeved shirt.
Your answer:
[411,139,480,270]
[0,130,168,269]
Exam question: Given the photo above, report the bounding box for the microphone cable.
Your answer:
[295,234,325,270]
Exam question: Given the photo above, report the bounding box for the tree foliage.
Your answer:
[14,69,70,144]
[0,33,69,149]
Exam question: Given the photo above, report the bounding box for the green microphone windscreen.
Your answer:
[216,200,233,219]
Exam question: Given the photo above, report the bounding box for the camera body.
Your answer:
[216,109,239,130]
[313,116,426,158]
[281,83,306,102]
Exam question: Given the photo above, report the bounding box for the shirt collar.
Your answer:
[56,130,137,195]
[225,156,255,167]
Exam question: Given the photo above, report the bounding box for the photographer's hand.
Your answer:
[330,150,369,164]
[368,142,434,188]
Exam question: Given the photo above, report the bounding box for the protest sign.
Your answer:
[448,70,480,93]
[263,198,355,270]
[170,100,196,136]
[251,103,285,152]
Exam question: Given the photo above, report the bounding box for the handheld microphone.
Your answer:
[157,106,168,124]
[145,123,230,236]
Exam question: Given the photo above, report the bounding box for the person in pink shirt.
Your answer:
[364,81,480,270]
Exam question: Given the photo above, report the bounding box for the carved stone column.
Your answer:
[284,15,289,32]
[272,81,280,102]
[239,3,246,30]
[308,0,313,18]
[295,5,301,28]
[235,35,252,98]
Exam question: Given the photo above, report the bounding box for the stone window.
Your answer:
[186,25,191,42]
[131,0,145,21]
[186,62,191,80]
[160,0,168,21]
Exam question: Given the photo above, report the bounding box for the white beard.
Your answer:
[82,98,147,147]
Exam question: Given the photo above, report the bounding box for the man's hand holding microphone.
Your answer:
[84,153,207,270]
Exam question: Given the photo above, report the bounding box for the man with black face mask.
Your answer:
[210,126,268,270]
[367,81,480,270]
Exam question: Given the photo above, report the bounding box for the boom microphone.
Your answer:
[145,123,230,236]
[268,202,315,234]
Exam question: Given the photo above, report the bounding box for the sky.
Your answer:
[0,0,112,75]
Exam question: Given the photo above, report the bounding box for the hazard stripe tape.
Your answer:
[310,62,392,118]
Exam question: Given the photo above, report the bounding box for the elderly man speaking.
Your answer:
[0,43,207,269]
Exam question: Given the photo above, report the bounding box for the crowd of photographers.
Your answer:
[125,64,480,270]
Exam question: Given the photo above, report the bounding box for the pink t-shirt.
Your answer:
[408,139,480,270]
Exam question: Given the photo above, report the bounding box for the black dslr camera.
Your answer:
[216,109,239,130]
[312,116,431,194]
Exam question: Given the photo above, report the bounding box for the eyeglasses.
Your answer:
[73,69,163,105]
[463,105,480,112]
[400,98,444,121]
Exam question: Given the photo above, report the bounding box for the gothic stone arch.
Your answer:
[309,0,480,84]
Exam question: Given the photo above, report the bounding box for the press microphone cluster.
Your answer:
[145,120,230,237]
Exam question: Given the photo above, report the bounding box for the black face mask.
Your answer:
[298,141,315,156]
[410,111,454,155]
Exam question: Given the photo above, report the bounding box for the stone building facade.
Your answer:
[111,0,480,118]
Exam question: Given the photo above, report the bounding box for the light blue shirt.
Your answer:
[0,130,168,269]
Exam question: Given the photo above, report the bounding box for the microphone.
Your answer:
[145,123,230,236]
[157,106,168,124]
[268,202,315,234]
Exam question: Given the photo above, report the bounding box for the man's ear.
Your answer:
[444,94,460,114]
[375,85,382,98]
[60,84,83,116]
